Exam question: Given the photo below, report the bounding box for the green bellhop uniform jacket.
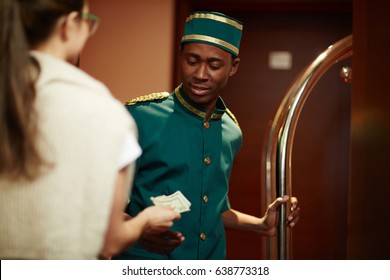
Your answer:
[116,84,242,259]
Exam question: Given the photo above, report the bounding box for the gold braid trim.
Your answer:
[126,92,170,105]
[174,87,223,120]
[226,108,239,127]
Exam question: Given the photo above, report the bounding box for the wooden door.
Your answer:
[174,2,352,259]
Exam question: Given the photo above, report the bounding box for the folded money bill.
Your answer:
[150,191,191,213]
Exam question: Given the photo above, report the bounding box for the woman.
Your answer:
[0,0,180,259]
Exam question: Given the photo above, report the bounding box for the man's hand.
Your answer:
[264,196,301,236]
[139,230,185,255]
[287,196,300,227]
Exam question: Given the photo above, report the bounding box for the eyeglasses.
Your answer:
[82,12,100,36]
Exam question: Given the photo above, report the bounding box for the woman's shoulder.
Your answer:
[32,53,130,127]
[31,51,109,96]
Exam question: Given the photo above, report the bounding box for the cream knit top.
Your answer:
[0,52,140,259]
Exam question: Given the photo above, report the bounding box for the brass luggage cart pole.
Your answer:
[264,35,353,259]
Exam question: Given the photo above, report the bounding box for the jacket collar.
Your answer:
[174,84,226,120]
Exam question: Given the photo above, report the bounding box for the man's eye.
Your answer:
[210,65,221,70]
[187,60,197,66]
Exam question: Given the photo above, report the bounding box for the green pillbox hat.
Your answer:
[181,11,243,56]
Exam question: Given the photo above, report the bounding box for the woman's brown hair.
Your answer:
[0,0,84,181]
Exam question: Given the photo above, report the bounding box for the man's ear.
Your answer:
[60,11,79,41]
[229,57,240,77]
[178,44,184,57]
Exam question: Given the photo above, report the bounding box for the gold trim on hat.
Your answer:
[174,86,223,120]
[186,13,243,31]
[181,34,239,55]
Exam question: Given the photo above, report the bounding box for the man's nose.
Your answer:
[194,64,208,80]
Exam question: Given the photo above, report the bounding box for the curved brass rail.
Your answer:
[264,34,353,259]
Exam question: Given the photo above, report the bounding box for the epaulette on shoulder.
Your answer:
[126,92,170,105]
[226,108,240,127]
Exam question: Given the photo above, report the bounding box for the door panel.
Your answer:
[223,12,352,259]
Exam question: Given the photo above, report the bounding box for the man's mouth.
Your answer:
[191,85,209,96]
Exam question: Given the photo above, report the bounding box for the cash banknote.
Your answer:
[150,191,191,213]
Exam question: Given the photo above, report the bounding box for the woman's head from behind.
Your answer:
[17,0,96,63]
[20,0,84,45]
[0,0,95,181]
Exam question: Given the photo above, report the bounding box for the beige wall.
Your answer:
[80,0,175,103]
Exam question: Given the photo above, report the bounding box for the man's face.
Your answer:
[180,42,240,112]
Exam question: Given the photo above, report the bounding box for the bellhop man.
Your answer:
[113,11,301,260]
